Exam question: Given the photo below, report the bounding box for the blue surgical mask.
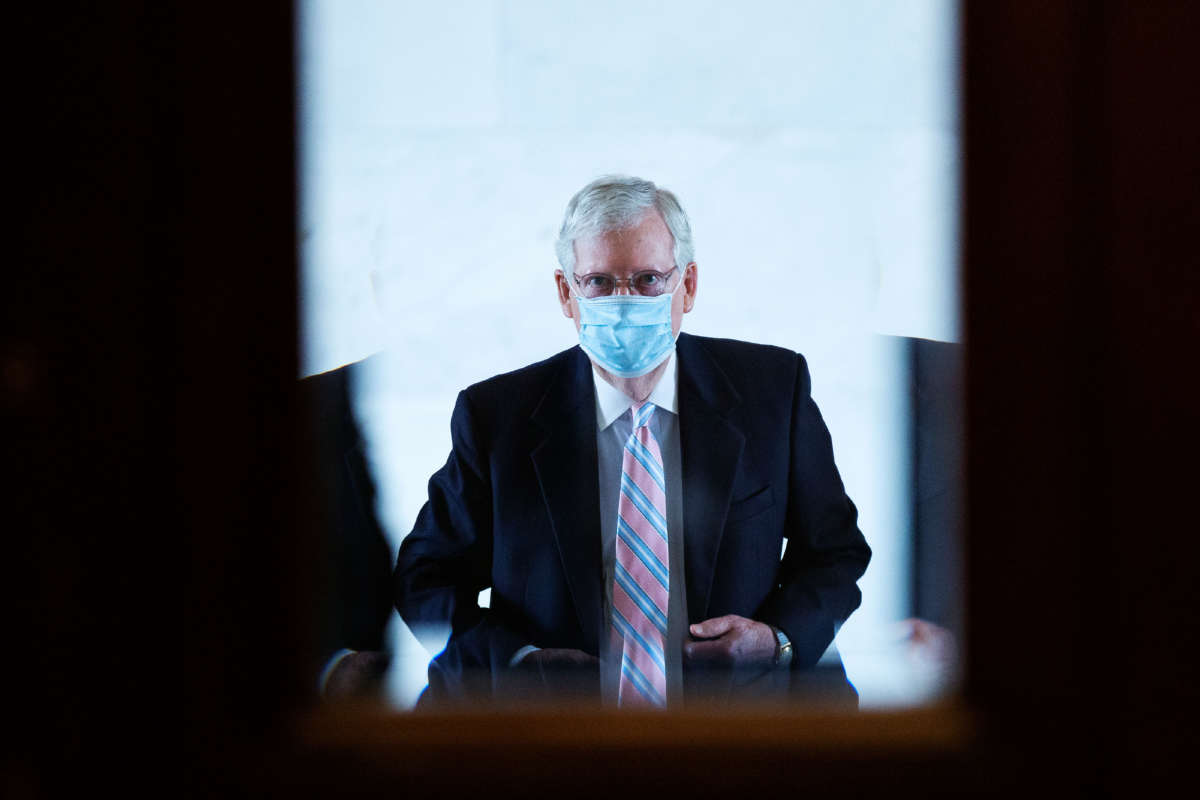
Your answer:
[572,274,684,378]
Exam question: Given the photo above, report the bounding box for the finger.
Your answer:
[690,615,740,639]
[569,650,601,666]
[683,637,732,665]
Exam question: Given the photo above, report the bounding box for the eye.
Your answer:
[634,272,662,288]
[584,274,613,290]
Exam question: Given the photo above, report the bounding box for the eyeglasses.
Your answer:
[571,266,679,299]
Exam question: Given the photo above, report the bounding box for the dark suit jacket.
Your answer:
[303,359,395,671]
[394,333,870,705]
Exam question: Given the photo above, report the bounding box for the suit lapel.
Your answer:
[530,347,604,652]
[676,334,745,622]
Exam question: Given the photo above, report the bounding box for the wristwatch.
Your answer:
[771,626,793,668]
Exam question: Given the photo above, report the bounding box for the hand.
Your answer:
[324,650,390,700]
[684,615,777,669]
[515,648,599,671]
[511,648,600,703]
[896,618,957,670]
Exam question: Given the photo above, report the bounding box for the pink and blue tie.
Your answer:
[613,401,669,707]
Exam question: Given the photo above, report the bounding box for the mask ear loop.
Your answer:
[565,270,585,304]
[668,265,686,344]
[667,265,687,299]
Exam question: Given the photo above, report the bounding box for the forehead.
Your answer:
[573,209,675,273]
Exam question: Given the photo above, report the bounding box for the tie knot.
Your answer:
[632,401,656,429]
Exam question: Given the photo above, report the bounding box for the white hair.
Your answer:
[555,175,695,275]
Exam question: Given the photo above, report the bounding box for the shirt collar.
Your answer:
[593,352,679,430]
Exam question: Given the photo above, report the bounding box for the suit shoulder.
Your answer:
[300,353,382,395]
[299,360,369,450]
[460,346,579,415]
[682,334,812,404]
[685,334,804,372]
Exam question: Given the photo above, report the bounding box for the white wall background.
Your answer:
[299,0,959,708]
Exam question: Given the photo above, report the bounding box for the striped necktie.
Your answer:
[613,401,669,707]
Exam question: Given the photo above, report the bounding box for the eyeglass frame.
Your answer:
[569,265,681,298]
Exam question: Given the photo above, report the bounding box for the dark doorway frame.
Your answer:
[11,2,1197,796]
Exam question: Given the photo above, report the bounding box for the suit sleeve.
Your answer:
[303,367,394,675]
[393,390,528,702]
[758,354,872,670]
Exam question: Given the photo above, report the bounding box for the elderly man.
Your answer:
[394,175,870,708]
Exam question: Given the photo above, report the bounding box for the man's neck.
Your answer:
[594,359,671,403]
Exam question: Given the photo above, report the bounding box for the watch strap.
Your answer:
[771,626,793,668]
